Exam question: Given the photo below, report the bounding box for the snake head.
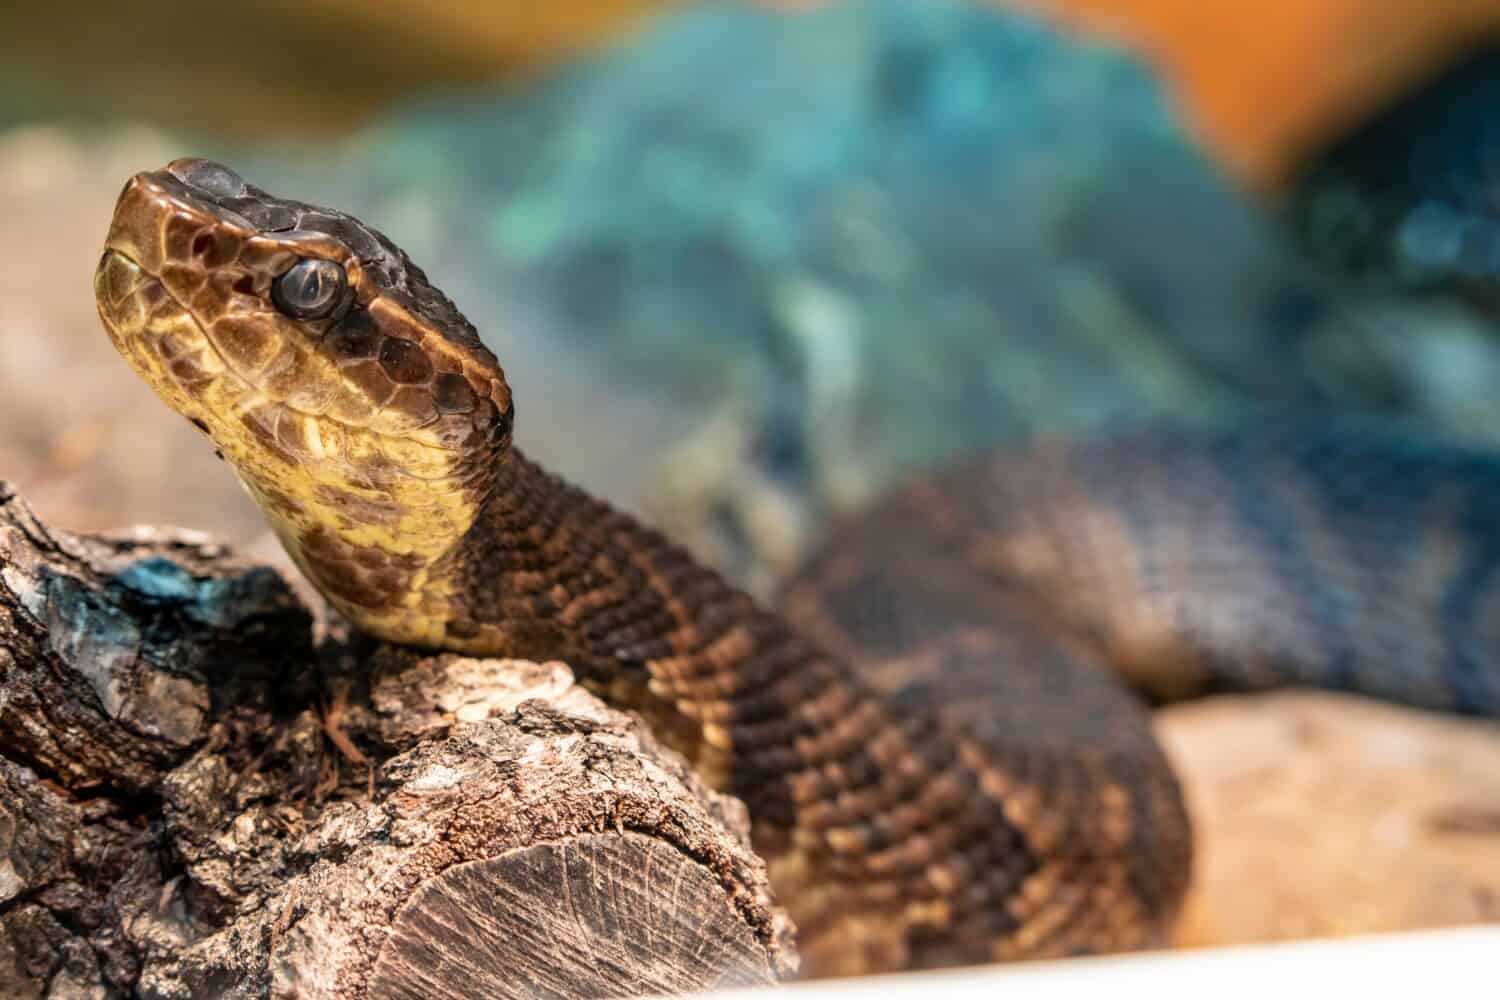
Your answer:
[95,158,513,640]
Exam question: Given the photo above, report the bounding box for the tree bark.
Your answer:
[0,482,796,999]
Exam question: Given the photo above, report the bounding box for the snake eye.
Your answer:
[271,258,349,320]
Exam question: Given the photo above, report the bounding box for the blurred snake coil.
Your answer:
[93,159,1500,972]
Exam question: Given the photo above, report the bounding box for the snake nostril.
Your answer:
[233,275,255,295]
[192,232,213,258]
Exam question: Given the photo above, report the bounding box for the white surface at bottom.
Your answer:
[694,927,1499,999]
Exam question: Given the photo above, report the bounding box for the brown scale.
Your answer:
[95,159,1500,977]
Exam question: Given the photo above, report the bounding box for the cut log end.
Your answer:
[370,833,781,1000]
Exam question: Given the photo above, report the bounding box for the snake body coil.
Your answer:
[95,160,1500,973]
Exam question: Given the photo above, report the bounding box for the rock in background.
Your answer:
[241,0,1500,588]
[1162,693,1500,947]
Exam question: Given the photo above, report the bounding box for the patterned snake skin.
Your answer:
[94,160,1500,975]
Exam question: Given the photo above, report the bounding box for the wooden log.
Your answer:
[0,483,795,998]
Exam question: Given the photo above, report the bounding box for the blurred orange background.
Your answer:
[4,1,1498,191]
[1016,0,1500,187]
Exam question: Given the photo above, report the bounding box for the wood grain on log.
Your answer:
[0,483,795,998]
[370,834,779,999]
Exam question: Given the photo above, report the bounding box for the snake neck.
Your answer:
[428,450,1028,968]
[431,448,890,825]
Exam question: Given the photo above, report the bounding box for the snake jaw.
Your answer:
[95,251,221,429]
[97,161,514,644]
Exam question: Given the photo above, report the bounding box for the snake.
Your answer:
[94,159,1500,975]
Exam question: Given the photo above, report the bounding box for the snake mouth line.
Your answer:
[99,248,461,483]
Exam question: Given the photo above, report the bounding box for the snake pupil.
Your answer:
[271,257,349,320]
